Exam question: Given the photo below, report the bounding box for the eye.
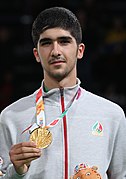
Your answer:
[39,38,52,46]
[40,41,51,46]
[59,39,70,45]
[77,177,80,179]
[86,172,91,176]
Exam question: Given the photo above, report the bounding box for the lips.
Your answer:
[50,60,65,64]
[49,57,66,64]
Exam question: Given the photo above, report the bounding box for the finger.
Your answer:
[9,141,40,157]
[11,150,41,161]
[10,141,37,150]
[13,157,40,168]
[10,146,41,155]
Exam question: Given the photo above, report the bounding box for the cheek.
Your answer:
[38,47,50,59]
[40,59,48,68]
[39,52,47,61]
[64,45,77,57]
[66,50,78,62]
[38,52,49,66]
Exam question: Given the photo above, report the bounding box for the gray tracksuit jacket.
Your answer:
[0,79,126,179]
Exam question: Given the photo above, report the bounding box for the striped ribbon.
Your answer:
[22,87,81,134]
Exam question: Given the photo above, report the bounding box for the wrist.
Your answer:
[15,164,28,176]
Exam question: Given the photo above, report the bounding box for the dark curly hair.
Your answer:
[32,7,82,47]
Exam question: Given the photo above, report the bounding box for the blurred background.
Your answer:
[0,0,126,114]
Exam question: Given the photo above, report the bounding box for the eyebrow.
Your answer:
[39,36,73,44]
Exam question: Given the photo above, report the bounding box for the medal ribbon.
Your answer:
[37,87,81,129]
[22,87,81,134]
[36,88,45,127]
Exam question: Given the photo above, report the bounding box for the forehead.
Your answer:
[39,28,74,40]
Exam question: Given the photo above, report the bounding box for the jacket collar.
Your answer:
[39,78,81,105]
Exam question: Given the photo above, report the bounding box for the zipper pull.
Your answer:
[60,87,64,97]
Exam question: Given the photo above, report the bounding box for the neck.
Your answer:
[43,75,77,90]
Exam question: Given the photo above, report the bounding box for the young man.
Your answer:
[0,7,126,179]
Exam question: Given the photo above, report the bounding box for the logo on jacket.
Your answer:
[0,157,3,176]
[0,157,3,169]
[92,121,103,136]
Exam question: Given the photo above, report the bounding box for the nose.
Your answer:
[51,41,60,56]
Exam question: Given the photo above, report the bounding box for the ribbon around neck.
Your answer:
[22,87,81,134]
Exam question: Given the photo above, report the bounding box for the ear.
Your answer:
[33,48,41,62]
[92,166,98,171]
[77,43,85,59]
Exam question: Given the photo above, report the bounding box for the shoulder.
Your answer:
[0,89,38,120]
[80,88,125,119]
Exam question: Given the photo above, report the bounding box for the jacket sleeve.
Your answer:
[0,111,26,179]
[0,165,26,179]
[107,111,126,178]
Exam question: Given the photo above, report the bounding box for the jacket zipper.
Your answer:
[60,88,68,179]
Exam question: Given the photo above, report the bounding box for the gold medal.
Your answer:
[30,127,52,149]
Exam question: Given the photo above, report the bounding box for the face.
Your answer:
[73,168,101,179]
[33,28,84,83]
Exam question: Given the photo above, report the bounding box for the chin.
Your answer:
[50,72,67,81]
